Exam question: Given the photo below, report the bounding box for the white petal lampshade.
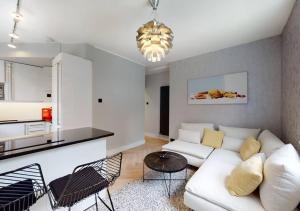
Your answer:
[136,20,174,62]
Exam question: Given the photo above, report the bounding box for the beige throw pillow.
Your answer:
[202,128,224,148]
[226,153,265,196]
[240,137,261,160]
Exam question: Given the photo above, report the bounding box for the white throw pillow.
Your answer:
[221,136,244,152]
[178,129,201,144]
[258,130,284,157]
[260,144,300,211]
[181,123,214,140]
[219,125,261,139]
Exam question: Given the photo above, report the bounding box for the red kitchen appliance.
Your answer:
[42,107,52,122]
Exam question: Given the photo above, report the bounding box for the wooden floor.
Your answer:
[110,136,168,192]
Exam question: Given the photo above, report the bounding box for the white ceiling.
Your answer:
[0,57,52,67]
[0,0,295,69]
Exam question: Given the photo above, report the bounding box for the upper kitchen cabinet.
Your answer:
[0,60,5,83]
[0,59,52,103]
[12,63,51,102]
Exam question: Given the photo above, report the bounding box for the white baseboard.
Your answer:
[144,132,169,141]
[107,139,145,155]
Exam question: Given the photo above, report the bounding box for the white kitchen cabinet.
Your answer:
[0,123,25,138]
[12,63,52,102]
[0,122,51,139]
[52,53,92,130]
[0,60,5,83]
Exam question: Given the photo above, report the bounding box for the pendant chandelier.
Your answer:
[136,0,174,63]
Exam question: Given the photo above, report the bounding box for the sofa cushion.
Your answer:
[162,140,214,159]
[226,153,265,196]
[240,137,261,161]
[181,123,214,139]
[219,125,261,139]
[178,129,201,144]
[181,123,214,131]
[258,130,284,157]
[260,144,300,211]
[202,128,224,148]
[185,149,265,211]
[221,136,244,152]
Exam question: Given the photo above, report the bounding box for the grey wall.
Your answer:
[169,37,282,139]
[282,0,300,149]
[86,45,145,151]
[145,70,169,136]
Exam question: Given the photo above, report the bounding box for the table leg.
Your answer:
[143,162,144,182]
[169,173,171,198]
[185,167,187,181]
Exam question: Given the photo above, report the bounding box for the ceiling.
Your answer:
[0,0,296,69]
[0,57,52,67]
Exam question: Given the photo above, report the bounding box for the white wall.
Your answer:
[169,36,282,138]
[0,43,146,152]
[145,70,169,136]
[52,53,92,130]
[86,45,145,151]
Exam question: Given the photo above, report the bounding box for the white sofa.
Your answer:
[162,124,294,211]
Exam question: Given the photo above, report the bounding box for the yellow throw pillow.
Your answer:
[240,137,261,160]
[226,153,265,196]
[202,128,224,148]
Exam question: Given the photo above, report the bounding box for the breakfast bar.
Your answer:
[0,127,114,211]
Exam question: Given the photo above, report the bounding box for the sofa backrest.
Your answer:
[258,130,284,157]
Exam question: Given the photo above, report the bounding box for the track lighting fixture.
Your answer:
[9,33,19,39]
[8,0,23,49]
[8,43,17,49]
[12,11,23,22]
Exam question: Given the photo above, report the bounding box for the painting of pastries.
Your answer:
[188,72,248,104]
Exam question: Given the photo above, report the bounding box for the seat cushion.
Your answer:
[185,149,265,211]
[49,167,109,207]
[0,179,37,211]
[162,140,214,159]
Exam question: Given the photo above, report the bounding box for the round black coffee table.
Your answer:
[143,151,188,198]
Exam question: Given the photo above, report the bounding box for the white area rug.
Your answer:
[98,170,193,211]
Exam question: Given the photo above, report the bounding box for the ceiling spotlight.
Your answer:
[12,11,23,21]
[8,43,17,49]
[9,33,19,39]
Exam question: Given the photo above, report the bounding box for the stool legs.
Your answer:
[95,194,99,211]
[97,188,115,211]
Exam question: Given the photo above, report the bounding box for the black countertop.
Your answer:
[0,119,47,125]
[0,127,114,160]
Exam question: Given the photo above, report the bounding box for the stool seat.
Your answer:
[0,163,46,211]
[49,167,109,207]
[0,179,36,211]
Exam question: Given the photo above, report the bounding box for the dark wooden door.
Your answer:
[160,86,169,136]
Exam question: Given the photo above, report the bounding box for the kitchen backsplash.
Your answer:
[0,102,52,120]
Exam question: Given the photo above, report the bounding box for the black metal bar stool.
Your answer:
[0,163,47,211]
[47,152,122,211]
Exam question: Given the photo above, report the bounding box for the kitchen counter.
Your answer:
[0,127,114,160]
[0,127,112,211]
[0,119,47,124]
